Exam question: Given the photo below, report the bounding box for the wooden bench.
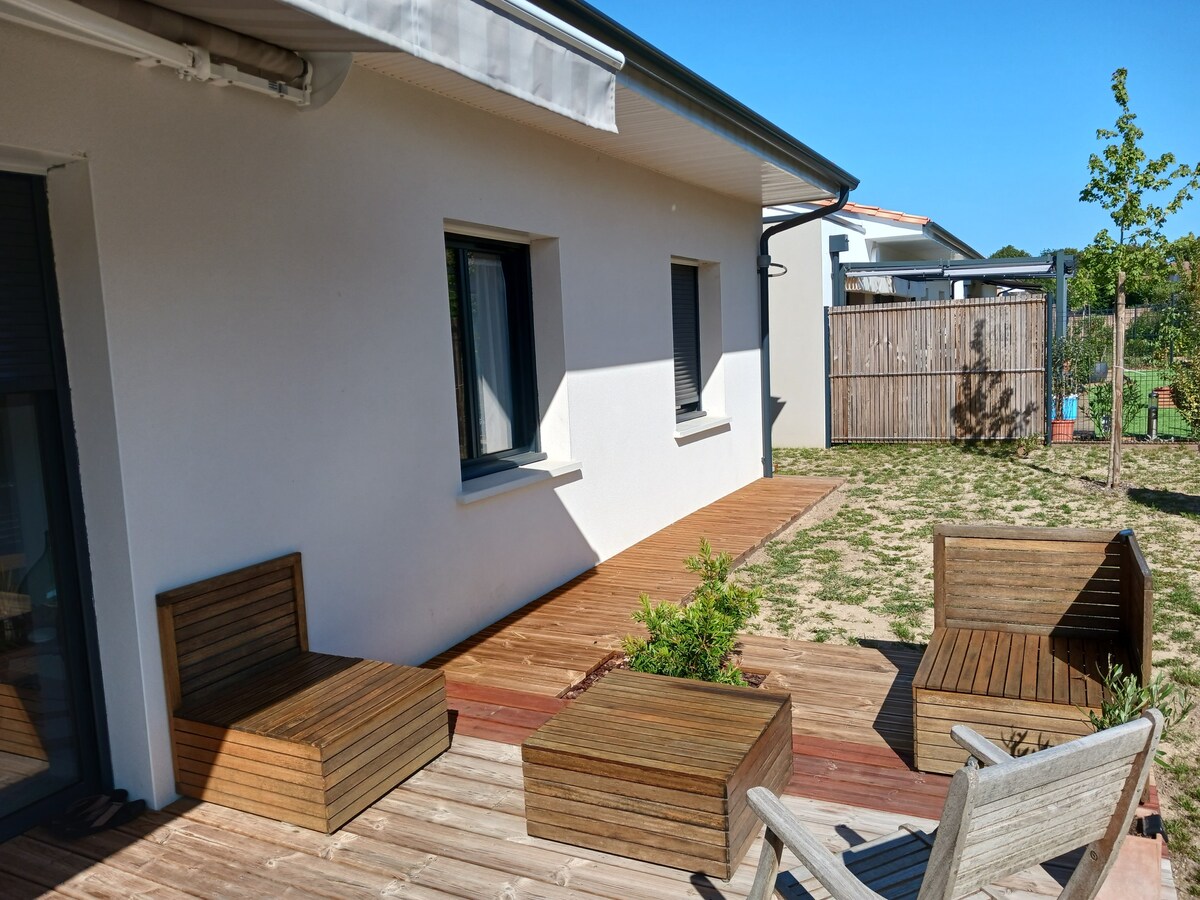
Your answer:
[913,525,1151,775]
[522,669,793,879]
[157,553,450,832]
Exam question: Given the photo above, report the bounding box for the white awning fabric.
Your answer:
[276,0,622,131]
[845,275,898,294]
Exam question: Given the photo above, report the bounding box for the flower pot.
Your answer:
[1051,419,1075,443]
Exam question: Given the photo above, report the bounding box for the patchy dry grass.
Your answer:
[741,443,1200,895]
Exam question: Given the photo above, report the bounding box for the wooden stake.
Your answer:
[1108,270,1126,489]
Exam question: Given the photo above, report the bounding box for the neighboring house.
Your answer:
[0,0,856,834]
[764,201,988,447]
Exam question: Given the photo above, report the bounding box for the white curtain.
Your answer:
[469,254,513,453]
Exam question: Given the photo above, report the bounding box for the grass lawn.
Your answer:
[1085,369,1196,439]
[744,443,1200,895]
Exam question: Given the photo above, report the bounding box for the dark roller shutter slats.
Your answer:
[671,263,700,415]
[0,174,55,393]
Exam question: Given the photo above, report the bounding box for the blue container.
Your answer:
[1061,395,1078,420]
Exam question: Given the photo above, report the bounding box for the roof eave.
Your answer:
[531,0,859,199]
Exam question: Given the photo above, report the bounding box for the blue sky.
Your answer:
[591,0,1200,258]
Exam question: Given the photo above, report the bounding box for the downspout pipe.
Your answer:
[757,186,850,478]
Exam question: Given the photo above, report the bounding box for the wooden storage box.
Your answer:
[522,669,792,879]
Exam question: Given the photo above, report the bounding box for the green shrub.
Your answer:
[622,540,761,686]
[1087,661,1193,756]
[1087,376,1148,436]
[1172,367,1200,437]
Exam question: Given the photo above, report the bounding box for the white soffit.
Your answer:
[354,50,834,206]
[153,0,621,131]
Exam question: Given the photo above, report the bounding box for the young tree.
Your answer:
[1079,68,1199,487]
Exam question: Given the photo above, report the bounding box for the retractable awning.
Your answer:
[2,0,858,204]
[150,0,624,130]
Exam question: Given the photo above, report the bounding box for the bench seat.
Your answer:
[159,554,450,832]
[912,527,1151,775]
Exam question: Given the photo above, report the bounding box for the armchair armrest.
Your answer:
[746,787,885,900]
[951,725,1013,767]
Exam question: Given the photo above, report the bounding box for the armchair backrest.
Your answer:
[919,710,1162,900]
[156,553,308,711]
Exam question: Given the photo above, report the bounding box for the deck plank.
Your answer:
[5,734,1172,899]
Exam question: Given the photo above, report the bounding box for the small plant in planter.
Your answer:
[623,540,761,686]
[1087,661,1193,762]
[1052,319,1110,440]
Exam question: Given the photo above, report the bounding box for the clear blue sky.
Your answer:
[591,0,1200,258]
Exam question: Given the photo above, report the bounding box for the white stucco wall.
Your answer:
[1,24,766,807]
[767,211,993,447]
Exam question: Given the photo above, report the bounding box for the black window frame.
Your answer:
[671,262,704,422]
[445,233,542,480]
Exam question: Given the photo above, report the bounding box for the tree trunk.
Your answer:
[1108,271,1126,489]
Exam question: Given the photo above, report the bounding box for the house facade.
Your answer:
[0,0,855,834]
[765,202,985,447]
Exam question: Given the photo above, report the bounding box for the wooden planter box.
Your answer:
[522,669,792,879]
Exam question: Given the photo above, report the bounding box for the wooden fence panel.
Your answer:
[828,297,1046,443]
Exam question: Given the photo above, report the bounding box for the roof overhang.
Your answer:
[6,0,857,205]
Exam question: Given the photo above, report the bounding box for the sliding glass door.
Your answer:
[0,171,106,839]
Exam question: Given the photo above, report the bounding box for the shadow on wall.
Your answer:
[768,395,785,427]
[950,319,1038,442]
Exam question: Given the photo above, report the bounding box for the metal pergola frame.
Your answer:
[829,246,1075,443]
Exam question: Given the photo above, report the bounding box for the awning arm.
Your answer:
[0,0,318,105]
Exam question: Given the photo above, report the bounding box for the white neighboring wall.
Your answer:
[767,210,983,448]
[1,24,766,808]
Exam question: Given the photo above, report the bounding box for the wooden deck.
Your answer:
[2,476,1174,897]
[427,476,844,696]
[1,735,1175,899]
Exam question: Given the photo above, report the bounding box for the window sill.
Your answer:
[674,415,732,444]
[457,458,582,505]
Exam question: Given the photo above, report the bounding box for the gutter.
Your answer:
[533,0,858,196]
[757,186,851,477]
[923,221,983,261]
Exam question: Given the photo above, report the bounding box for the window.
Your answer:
[446,234,539,478]
[671,262,702,421]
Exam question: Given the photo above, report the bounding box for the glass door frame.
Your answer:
[0,170,111,841]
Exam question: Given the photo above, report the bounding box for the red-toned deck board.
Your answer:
[426,476,842,695]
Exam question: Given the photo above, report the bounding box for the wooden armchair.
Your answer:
[157,553,450,832]
[746,710,1162,900]
[913,525,1151,774]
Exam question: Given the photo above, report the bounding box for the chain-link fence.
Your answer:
[1067,306,1197,441]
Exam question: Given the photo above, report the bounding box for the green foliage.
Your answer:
[990,244,1030,259]
[623,540,762,686]
[1080,68,1199,263]
[1053,318,1109,412]
[1087,375,1147,436]
[1087,661,1194,754]
[1165,262,1200,436]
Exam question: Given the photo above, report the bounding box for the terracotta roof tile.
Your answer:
[813,198,930,225]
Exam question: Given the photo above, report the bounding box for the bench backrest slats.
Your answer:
[1119,532,1153,684]
[157,553,307,711]
[935,526,1135,638]
[919,711,1161,900]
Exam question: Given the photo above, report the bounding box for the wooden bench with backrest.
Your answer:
[157,553,450,832]
[912,525,1151,775]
